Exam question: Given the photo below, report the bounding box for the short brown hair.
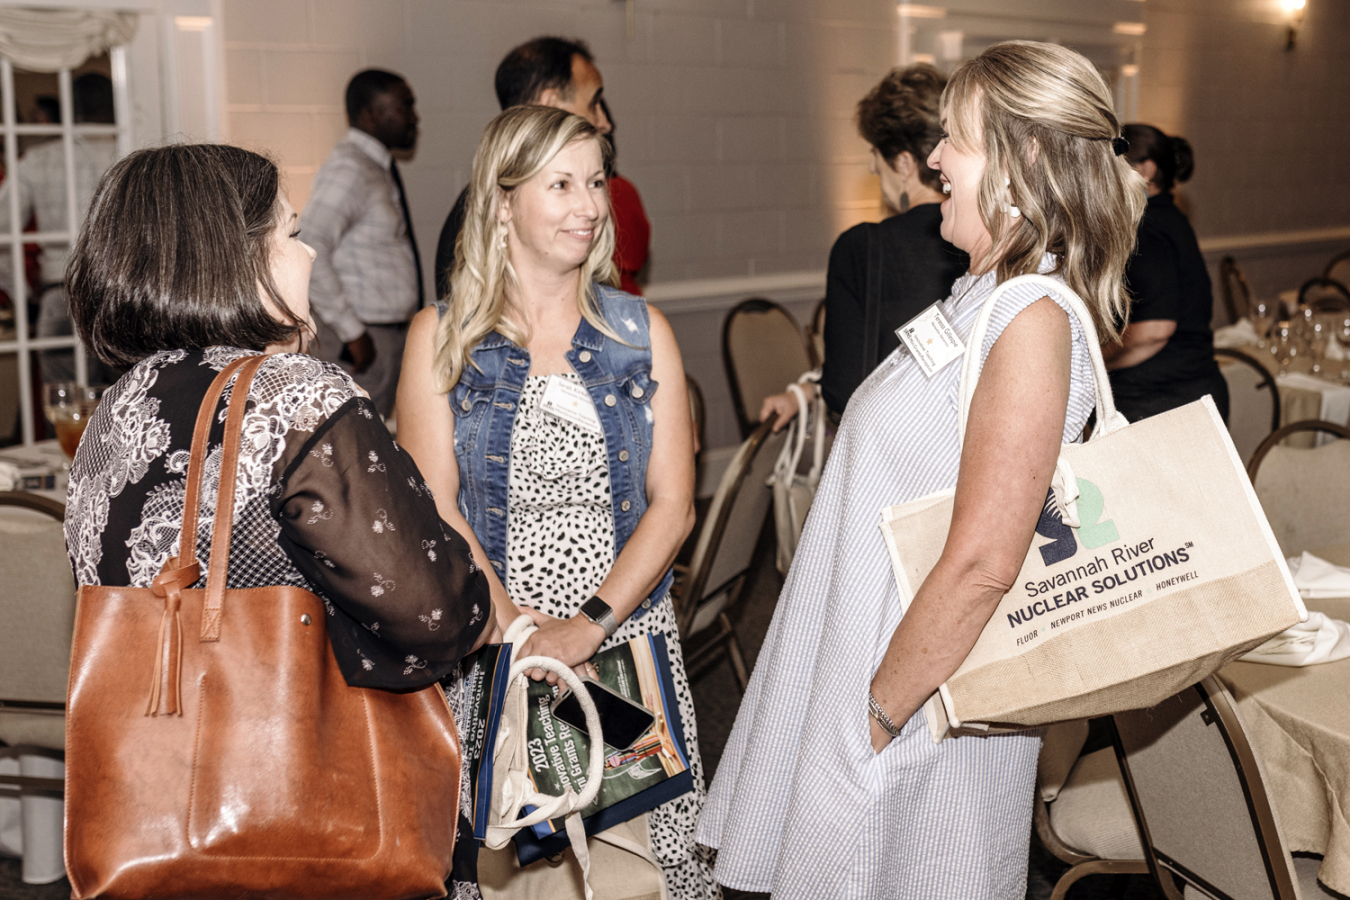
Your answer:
[856,64,946,192]
[67,143,304,368]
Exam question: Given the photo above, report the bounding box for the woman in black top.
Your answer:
[760,64,967,427]
[1105,124,1228,422]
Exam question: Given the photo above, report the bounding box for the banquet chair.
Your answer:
[1297,277,1350,312]
[673,421,784,693]
[807,297,826,368]
[1112,676,1337,899]
[1323,250,1350,291]
[686,373,705,458]
[0,491,72,885]
[1247,420,1350,557]
[1216,347,1282,464]
[1219,257,1254,325]
[1034,720,1148,900]
[722,299,814,438]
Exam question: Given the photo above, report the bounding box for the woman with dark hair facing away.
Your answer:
[63,143,492,893]
[700,42,1145,897]
[1104,124,1228,422]
[760,63,968,427]
[397,106,718,898]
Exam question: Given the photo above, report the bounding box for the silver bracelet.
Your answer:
[867,691,903,738]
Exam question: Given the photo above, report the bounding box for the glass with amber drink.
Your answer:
[48,384,104,462]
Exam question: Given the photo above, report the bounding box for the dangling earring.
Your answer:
[898,191,911,214]
[1005,176,1021,219]
[497,223,508,250]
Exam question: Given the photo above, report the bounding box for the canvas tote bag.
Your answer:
[479,616,668,900]
[878,274,1306,742]
[771,377,827,575]
[64,355,463,899]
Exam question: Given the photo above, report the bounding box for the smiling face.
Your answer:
[500,136,609,277]
[262,193,317,352]
[928,103,995,271]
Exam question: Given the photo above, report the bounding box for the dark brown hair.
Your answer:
[1123,123,1194,191]
[67,143,303,368]
[856,64,947,192]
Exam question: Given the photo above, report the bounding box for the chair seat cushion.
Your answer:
[0,713,64,750]
[1048,747,1145,861]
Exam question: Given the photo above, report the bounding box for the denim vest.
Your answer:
[442,284,671,618]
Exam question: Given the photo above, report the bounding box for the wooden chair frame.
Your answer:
[1033,786,1149,900]
[1112,677,1300,900]
[1321,250,1350,288]
[1247,419,1350,481]
[1297,277,1350,311]
[1215,347,1282,440]
[807,296,826,369]
[1219,256,1253,324]
[0,491,67,792]
[674,422,775,692]
[721,298,813,438]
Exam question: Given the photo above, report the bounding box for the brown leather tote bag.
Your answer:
[65,355,461,899]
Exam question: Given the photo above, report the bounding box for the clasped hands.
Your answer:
[515,605,607,685]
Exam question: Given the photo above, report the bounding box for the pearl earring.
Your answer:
[1005,177,1021,219]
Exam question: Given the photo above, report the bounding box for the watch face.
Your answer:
[582,596,612,619]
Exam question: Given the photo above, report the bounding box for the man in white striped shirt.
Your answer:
[303,69,423,416]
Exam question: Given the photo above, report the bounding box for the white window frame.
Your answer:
[0,46,131,446]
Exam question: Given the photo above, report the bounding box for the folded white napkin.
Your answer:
[1327,334,1347,362]
[1214,318,1259,349]
[1240,612,1350,666]
[0,461,19,492]
[1288,552,1350,598]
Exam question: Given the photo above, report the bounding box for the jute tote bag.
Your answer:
[879,274,1306,742]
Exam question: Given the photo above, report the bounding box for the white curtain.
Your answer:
[0,9,137,73]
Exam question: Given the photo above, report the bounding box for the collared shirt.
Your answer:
[0,135,118,289]
[301,128,419,343]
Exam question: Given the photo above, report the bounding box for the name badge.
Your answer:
[539,374,603,434]
[896,303,965,378]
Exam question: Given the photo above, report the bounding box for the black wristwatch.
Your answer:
[579,595,618,639]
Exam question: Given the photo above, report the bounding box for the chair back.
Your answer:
[807,297,826,368]
[722,299,814,437]
[686,373,706,457]
[1298,277,1350,312]
[1219,257,1253,324]
[1323,250,1350,290]
[0,492,72,751]
[1247,419,1350,557]
[676,422,784,639]
[1216,348,1281,464]
[1113,677,1301,900]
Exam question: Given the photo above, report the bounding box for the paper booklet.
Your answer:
[462,632,694,866]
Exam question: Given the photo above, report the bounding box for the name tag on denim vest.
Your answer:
[540,375,603,434]
[896,302,965,378]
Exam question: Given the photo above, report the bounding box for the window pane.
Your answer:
[0,350,18,446]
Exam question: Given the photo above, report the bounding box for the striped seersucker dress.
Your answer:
[696,255,1098,899]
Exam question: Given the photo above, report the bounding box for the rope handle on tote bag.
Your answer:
[954,274,1131,528]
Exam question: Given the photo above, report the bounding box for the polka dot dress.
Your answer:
[507,375,720,900]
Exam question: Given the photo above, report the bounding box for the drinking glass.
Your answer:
[1251,301,1275,348]
[1271,324,1297,375]
[52,385,103,463]
[1339,316,1350,383]
[43,381,77,426]
[1309,320,1329,376]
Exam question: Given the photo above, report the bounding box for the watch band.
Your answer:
[579,595,618,639]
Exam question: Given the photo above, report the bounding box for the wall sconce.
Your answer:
[1283,0,1306,50]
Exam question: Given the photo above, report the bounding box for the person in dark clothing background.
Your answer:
[1105,123,1229,422]
[760,64,968,428]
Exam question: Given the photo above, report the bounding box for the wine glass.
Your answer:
[1271,324,1297,375]
[1309,320,1329,376]
[43,381,77,427]
[1338,316,1350,383]
[52,385,103,463]
[1251,301,1275,348]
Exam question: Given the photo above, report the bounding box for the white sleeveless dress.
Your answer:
[505,374,721,900]
[696,257,1097,899]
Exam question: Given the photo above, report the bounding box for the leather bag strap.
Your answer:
[177,353,267,642]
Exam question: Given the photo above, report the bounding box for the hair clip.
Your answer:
[1112,136,1129,157]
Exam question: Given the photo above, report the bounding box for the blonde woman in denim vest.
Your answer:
[397,106,718,899]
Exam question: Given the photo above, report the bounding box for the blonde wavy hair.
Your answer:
[435,105,619,391]
[943,41,1147,341]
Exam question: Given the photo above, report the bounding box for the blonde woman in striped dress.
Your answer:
[697,42,1146,899]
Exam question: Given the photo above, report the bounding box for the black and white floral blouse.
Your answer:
[65,346,489,689]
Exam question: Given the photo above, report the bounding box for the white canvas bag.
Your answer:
[770,376,827,575]
[878,274,1306,742]
[480,616,668,900]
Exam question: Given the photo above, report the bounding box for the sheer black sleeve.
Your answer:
[272,397,490,689]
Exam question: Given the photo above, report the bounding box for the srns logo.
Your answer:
[1033,478,1118,566]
